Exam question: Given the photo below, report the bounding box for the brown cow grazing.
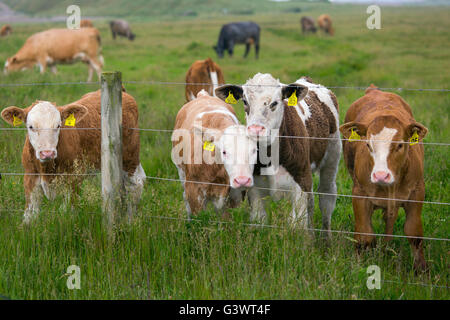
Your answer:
[340,85,428,271]
[185,58,225,101]
[171,90,257,218]
[4,28,104,81]
[80,19,94,28]
[1,90,146,223]
[318,14,334,36]
[216,74,341,238]
[0,24,12,37]
[300,17,317,34]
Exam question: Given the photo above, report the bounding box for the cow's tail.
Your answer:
[94,29,104,67]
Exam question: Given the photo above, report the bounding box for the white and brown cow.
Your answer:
[1,89,145,223]
[185,58,225,102]
[340,85,428,271]
[4,28,104,81]
[216,74,341,236]
[171,90,257,217]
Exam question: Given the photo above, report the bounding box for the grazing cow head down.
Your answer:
[340,116,428,185]
[215,73,308,145]
[194,124,257,188]
[213,45,224,59]
[4,56,34,74]
[1,102,88,162]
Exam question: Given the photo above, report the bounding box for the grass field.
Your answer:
[0,3,449,299]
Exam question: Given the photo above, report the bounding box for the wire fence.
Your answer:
[0,78,449,292]
[0,80,450,92]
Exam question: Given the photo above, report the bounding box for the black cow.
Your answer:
[214,21,260,59]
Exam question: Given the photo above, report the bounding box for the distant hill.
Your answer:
[1,0,325,19]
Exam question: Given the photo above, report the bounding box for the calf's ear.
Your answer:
[60,104,88,124]
[215,85,243,102]
[1,106,26,126]
[406,121,428,141]
[282,83,308,102]
[339,121,367,139]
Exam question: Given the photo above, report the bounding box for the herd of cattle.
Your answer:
[0,18,429,272]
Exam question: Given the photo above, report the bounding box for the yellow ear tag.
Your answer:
[65,113,76,127]
[409,131,419,146]
[288,90,298,106]
[203,141,215,152]
[225,91,237,104]
[13,115,23,127]
[349,128,361,142]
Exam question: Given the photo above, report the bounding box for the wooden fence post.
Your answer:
[101,71,124,231]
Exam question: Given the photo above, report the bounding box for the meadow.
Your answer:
[0,3,448,299]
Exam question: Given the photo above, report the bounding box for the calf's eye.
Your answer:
[270,101,278,111]
[366,143,373,152]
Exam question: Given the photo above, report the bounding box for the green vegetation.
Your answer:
[0,4,448,299]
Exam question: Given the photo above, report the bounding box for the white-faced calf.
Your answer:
[1,90,145,223]
[340,85,428,271]
[216,73,341,237]
[171,90,257,217]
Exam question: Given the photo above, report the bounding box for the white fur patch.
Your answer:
[369,127,397,183]
[196,109,239,125]
[295,77,338,123]
[210,71,219,97]
[26,101,61,160]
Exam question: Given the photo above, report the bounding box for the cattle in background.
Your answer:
[300,17,316,34]
[171,90,257,217]
[318,14,334,36]
[185,58,225,101]
[0,24,12,37]
[80,19,94,28]
[3,28,104,81]
[216,74,341,238]
[340,85,428,271]
[214,21,260,59]
[110,20,136,40]
[0,89,145,223]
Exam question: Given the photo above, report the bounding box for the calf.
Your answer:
[3,28,104,81]
[110,20,136,40]
[1,90,146,223]
[300,17,317,34]
[318,14,334,36]
[171,90,257,217]
[216,74,341,237]
[0,24,12,37]
[214,21,260,59]
[339,85,428,271]
[185,58,225,101]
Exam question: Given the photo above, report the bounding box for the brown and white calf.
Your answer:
[185,58,225,101]
[171,90,257,217]
[340,85,428,271]
[216,74,341,236]
[1,90,145,223]
[4,28,104,81]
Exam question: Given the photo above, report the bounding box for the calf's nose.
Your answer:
[373,171,391,183]
[39,150,56,160]
[248,125,266,136]
[233,176,253,188]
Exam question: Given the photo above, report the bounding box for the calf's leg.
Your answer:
[404,187,427,272]
[352,193,376,250]
[124,164,146,221]
[23,175,43,224]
